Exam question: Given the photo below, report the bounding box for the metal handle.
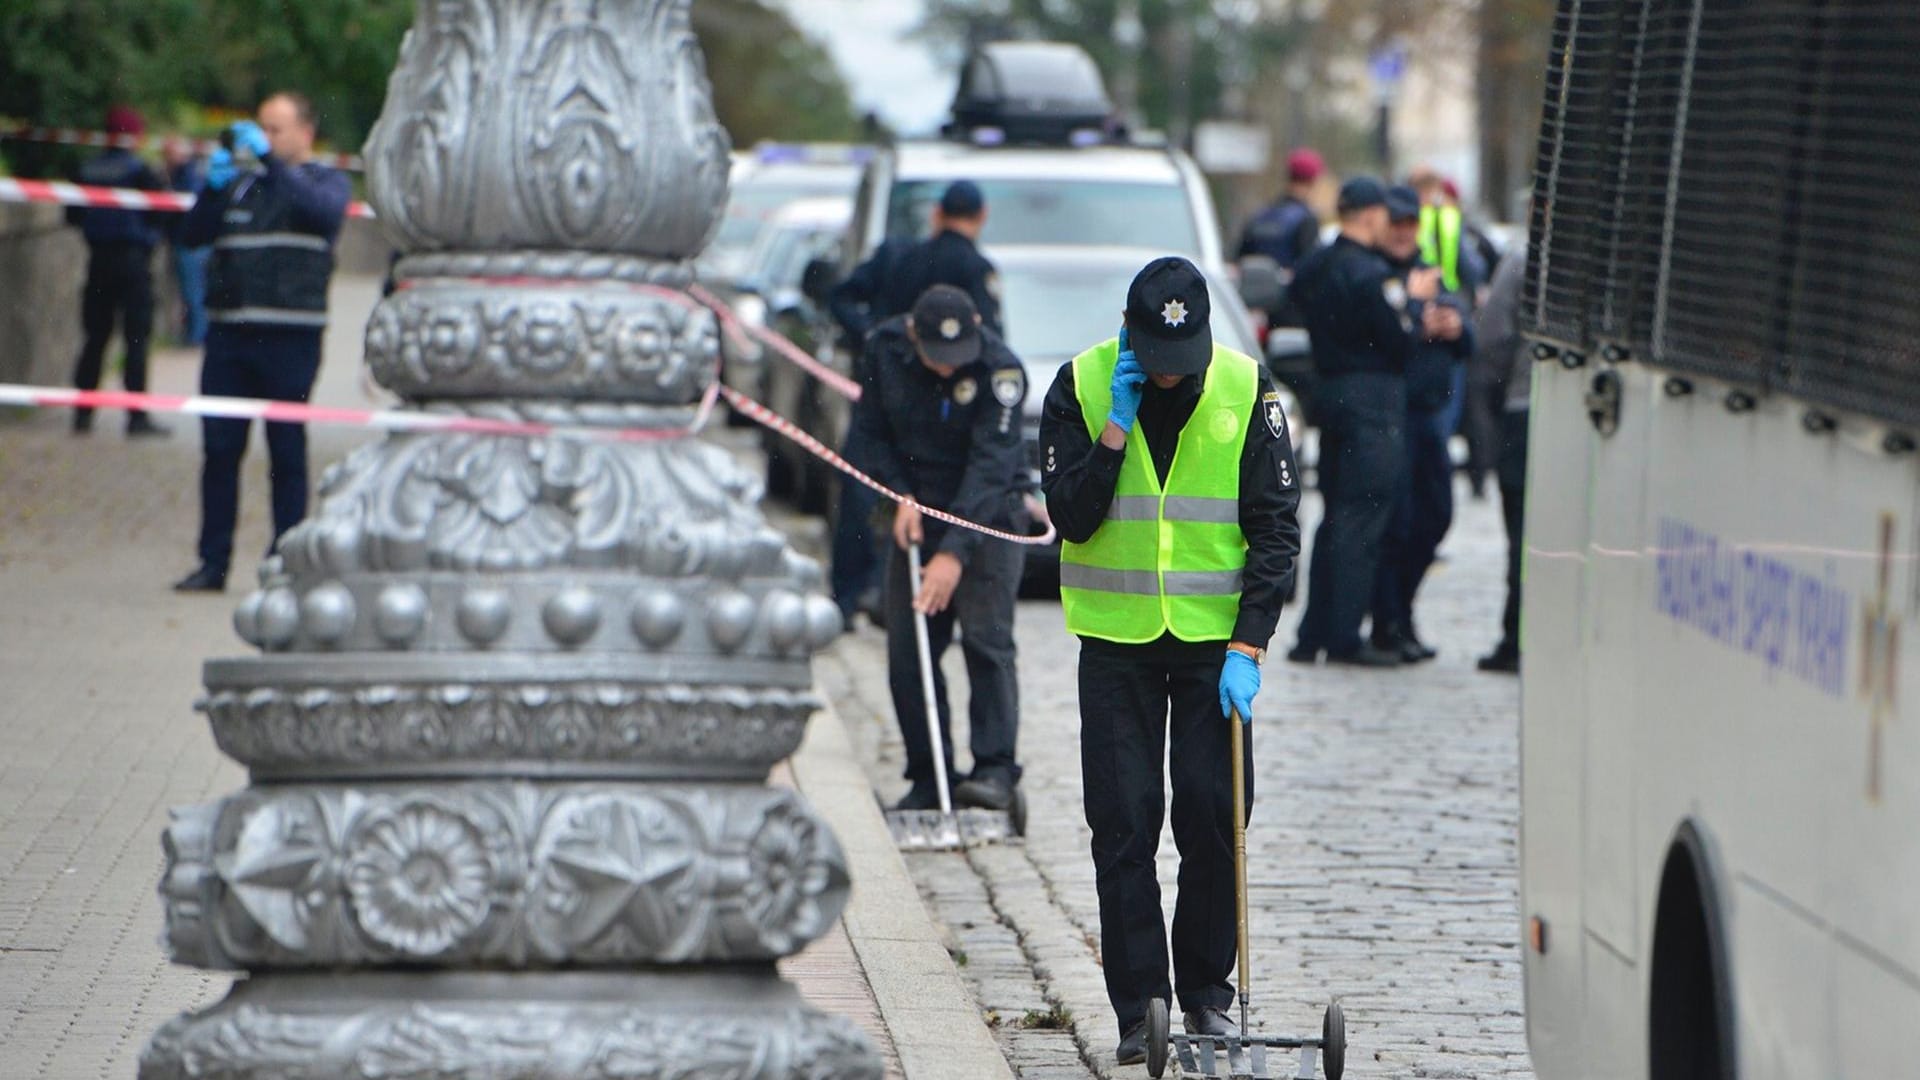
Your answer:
[1230,707,1251,1036]
[908,544,953,817]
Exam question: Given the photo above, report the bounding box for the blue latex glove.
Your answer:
[231,120,270,160]
[1220,650,1261,723]
[1108,327,1147,432]
[205,148,238,192]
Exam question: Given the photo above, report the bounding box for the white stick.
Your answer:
[907,543,954,817]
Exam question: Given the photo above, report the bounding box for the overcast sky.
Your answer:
[778,0,954,136]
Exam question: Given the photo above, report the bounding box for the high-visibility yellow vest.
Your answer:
[1059,339,1255,644]
[1419,204,1463,293]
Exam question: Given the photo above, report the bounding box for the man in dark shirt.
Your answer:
[826,180,1004,625]
[1236,147,1326,328]
[1038,257,1300,1064]
[1370,186,1475,661]
[172,92,351,593]
[67,106,168,437]
[846,286,1029,812]
[1286,177,1436,667]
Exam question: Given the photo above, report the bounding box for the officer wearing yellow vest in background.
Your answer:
[1037,256,1302,1066]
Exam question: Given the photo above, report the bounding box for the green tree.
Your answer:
[0,0,861,175]
[692,0,862,145]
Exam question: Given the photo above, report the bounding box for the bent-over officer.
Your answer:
[1038,256,1301,1064]
[845,285,1029,812]
[1287,177,1433,666]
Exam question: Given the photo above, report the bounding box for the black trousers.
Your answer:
[1297,373,1407,656]
[196,324,324,574]
[1496,409,1530,652]
[885,536,1023,787]
[1464,370,1505,494]
[1372,406,1455,636]
[72,243,156,421]
[1080,640,1252,1036]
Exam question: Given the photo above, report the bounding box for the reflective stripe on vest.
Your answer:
[1059,339,1256,645]
[1418,204,1462,293]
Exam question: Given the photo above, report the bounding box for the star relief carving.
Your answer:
[540,797,698,953]
[1161,299,1189,328]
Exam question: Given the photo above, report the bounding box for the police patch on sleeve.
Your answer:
[1262,391,1287,440]
[984,272,1002,299]
[1382,278,1408,310]
[991,368,1025,408]
[952,377,978,406]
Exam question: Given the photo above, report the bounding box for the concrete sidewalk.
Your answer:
[0,277,1003,1078]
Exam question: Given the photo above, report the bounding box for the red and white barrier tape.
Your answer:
[0,177,376,219]
[1,125,363,171]
[0,383,719,443]
[689,283,864,402]
[717,384,1055,547]
[0,380,1051,547]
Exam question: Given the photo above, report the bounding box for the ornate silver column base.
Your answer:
[142,972,878,1079]
[140,1,886,1076]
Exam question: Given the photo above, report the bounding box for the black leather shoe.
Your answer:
[891,784,942,812]
[1183,1006,1239,1039]
[1114,1019,1150,1066]
[1286,644,1321,665]
[954,774,1013,812]
[1325,644,1403,668]
[1477,647,1520,674]
[72,409,94,435]
[126,414,171,438]
[172,565,227,593]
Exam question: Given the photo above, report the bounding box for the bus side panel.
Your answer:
[1579,363,1658,1080]
[1638,385,1858,1078]
[1519,359,1596,1078]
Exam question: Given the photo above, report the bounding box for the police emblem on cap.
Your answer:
[992,368,1024,407]
[940,317,962,341]
[1161,299,1189,328]
[1382,279,1408,311]
[952,377,977,405]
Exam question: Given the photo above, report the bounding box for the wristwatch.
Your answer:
[1228,641,1266,664]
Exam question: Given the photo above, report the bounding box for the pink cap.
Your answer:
[1286,148,1325,183]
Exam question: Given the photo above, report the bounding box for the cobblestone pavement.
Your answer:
[816,482,1535,1079]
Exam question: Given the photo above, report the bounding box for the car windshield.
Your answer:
[998,261,1252,366]
[715,180,847,253]
[888,179,1200,255]
[753,226,837,292]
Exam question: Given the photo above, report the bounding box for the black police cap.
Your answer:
[1337,176,1388,214]
[909,285,984,367]
[1124,256,1212,377]
[1385,184,1422,222]
[940,180,985,218]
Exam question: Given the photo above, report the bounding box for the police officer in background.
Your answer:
[1288,178,1435,667]
[1370,185,1474,662]
[827,180,1004,628]
[67,105,169,437]
[172,92,350,593]
[1237,147,1326,326]
[846,285,1029,813]
[1039,257,1300,1063]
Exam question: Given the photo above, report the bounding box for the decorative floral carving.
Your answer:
[162,784,849,971]
[344,801,496,956]
[203,683,815,777]
[141,999,881,1080]
[361,0,728,258]
[742,803,836,956]
[362,286,717,403]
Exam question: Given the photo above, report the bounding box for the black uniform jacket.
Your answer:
[1037,355,1302,652]
[845,316,1029,567]
[1288,234,1418,378]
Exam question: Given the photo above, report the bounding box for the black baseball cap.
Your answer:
[909,285,983,367]
[1337,176,1388,214]
[1124,256,1213,377]
[939,180,985,218]
[1385,184,1421,222]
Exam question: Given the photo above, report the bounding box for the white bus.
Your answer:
[1518,2,1920,1078]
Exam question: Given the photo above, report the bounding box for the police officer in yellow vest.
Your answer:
[1038,256,1302,1065]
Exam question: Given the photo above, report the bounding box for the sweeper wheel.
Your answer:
[1323,1000,1346,1080]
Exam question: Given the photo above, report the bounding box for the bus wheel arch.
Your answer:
[1649,819,1739,1080]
